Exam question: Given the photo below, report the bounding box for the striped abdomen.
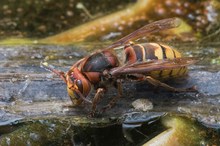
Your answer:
[124,43,187,79]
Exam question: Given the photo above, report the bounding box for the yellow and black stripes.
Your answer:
[124,43,182,63]
[150,66,188,79]
[150,43,181,59]
[124,43,187,79]
[159,44,167,59]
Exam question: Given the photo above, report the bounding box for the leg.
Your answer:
[101,80,123,112]
[144,76,197,92]
[90,88,105,116]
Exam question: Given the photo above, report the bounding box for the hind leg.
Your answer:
[144,76,197,92]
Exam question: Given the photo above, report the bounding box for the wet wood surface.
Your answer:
[0,44,220,126]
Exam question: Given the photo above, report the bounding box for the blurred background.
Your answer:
[1,1,220,146]
[0,0,219,43]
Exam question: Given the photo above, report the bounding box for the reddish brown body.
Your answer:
[80,50,119,84]
[42,18,196,115]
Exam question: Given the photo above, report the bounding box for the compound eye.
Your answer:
[75,79,83,93]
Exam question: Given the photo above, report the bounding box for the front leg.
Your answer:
[90,88,105,116]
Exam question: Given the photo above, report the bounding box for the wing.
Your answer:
[109,57,197,76]
[104,17,181,50]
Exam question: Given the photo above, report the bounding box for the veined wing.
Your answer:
[109,57,197,76]
[104,17,181,50]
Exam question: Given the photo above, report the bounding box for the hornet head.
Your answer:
[66,68,91,106]
[41,62,91,106]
